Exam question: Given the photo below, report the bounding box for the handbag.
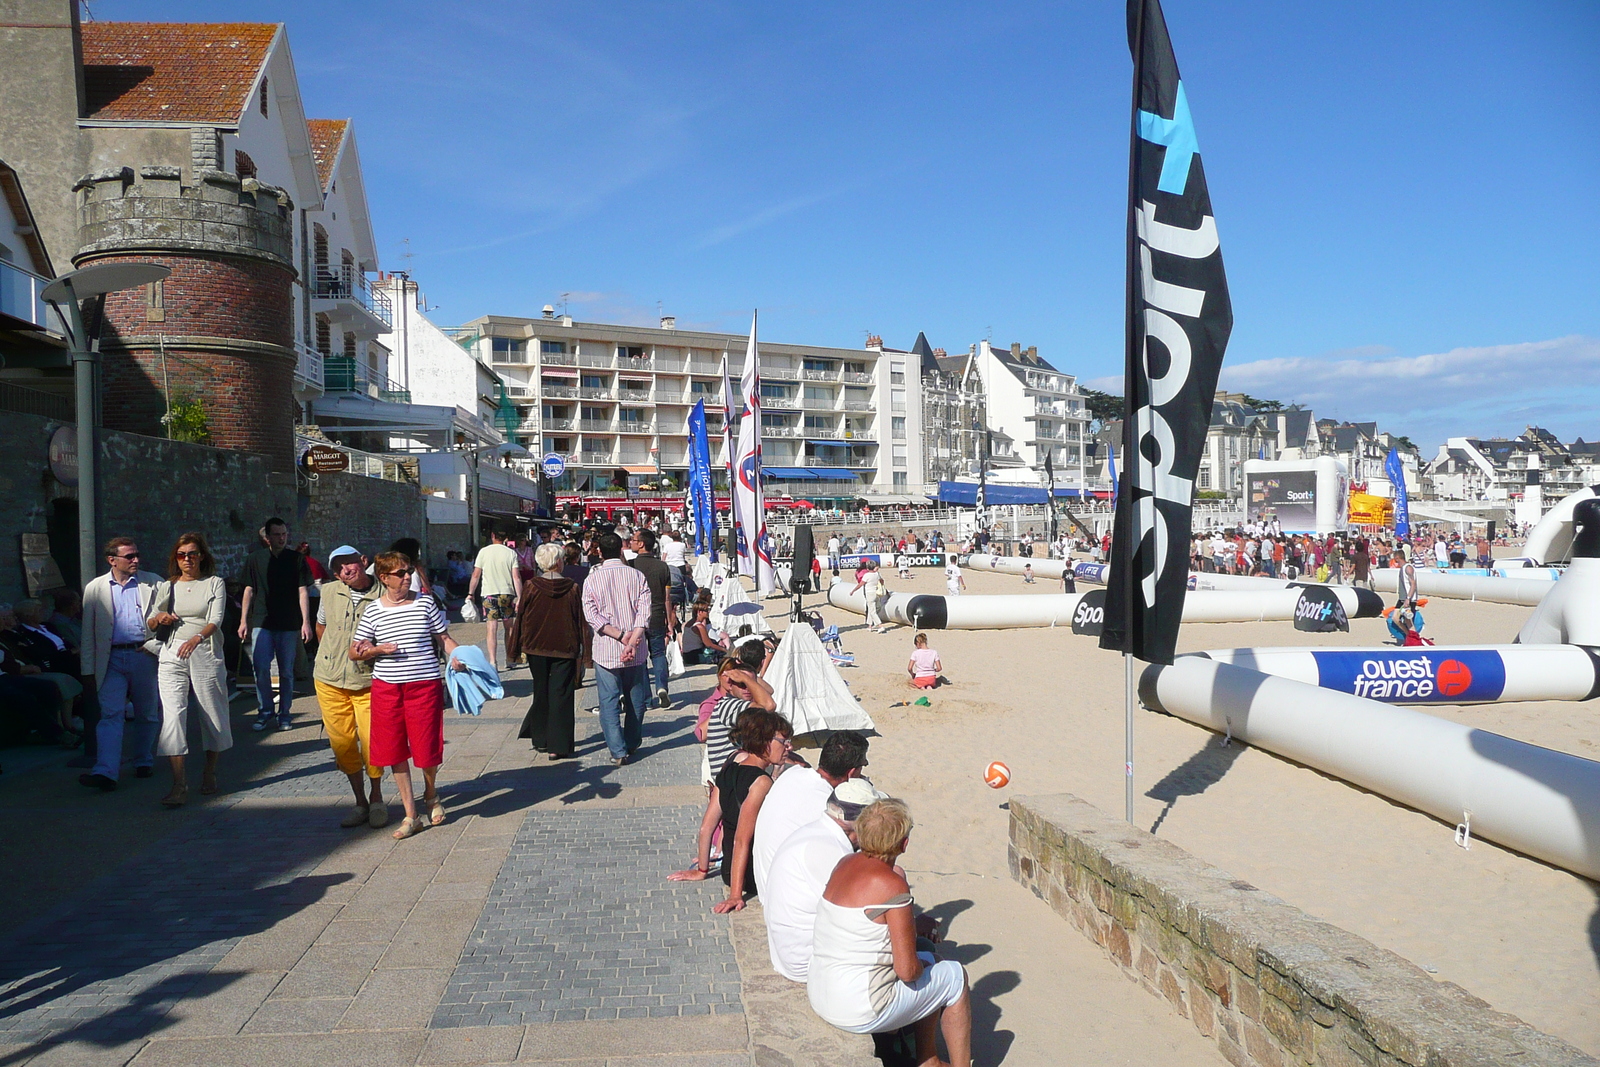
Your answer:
[151,584,177,644]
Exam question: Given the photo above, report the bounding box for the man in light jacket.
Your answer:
[313,546,387,829]
[80,536,163,791]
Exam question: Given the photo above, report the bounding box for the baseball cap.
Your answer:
[328,545,362,567]
[831,777,889,821]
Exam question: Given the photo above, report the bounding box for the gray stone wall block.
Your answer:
[1008,793,1598,1067]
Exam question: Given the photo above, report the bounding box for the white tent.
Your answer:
[711,571,772,635]
[765,622,876,735]
[692,553,717,590]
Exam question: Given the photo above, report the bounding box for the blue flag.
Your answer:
[1386,448,1410,540]
[1107,444,1119,508]
[688,400,716,560]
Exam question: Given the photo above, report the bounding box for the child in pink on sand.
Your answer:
[907,632,942,689]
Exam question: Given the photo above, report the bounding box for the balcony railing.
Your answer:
[801,394,835,409]
[543,385,580,398]
[802,368,839,381]
[654,391,686,404]
[763,396,800,410]
[841,400,872,411]
[0,259,65,333]
[805,427,842,439]
[579,354,614,368]
[843,371,873,384]
[312,270,393,328]
[580,450,615,465]
[617,355,654,372]
[688,361,723,375]
[615,421,654,434]
[843,431,876,441]
[544,418,577,431]
[762,426,803,438]
[579,387,614,400]
[580,419,615,432]
[541,351,578,366]
[323,356,410,402]
[618,388,652,402]
[294,342,325,390]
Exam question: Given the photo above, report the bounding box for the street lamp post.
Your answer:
[465,440,531,547]
[42,263,171,586]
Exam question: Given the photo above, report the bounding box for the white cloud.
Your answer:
[1215,335,1600,448]
[693,189,840,250]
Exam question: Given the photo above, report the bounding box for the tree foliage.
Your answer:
[1080,388,1124,426]
[165,394,211,444]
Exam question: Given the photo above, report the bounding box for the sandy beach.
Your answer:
[776,561,1600,1061]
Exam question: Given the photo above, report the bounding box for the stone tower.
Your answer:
[73,138,298,471]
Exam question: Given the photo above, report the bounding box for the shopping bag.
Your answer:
[459,598,480,623]
[667,639,686,679]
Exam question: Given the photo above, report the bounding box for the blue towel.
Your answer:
[444,645,504,716]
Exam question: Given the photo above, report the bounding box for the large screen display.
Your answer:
[1248,470,1318,531]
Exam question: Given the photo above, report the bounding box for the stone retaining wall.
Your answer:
[1008,793,1595,1067]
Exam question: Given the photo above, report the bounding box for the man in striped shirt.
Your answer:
[581,532,653,764]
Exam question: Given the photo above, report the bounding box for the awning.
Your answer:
[806,439,848,448]
[935,481,1048,505]
[763,467,819,480]
[623,465,658,474]
[806,468,860,480]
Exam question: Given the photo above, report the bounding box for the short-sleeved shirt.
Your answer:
[474,543,520,597]
[627,553,672,633]
[753,766,833,895]
[705,695,750,780]
[763,815,853,981]
[244,547,313,631]
[909,647,939,678]
[351,596,448,684]
[660,537,687,567]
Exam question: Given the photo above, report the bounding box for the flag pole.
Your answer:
[1122,0,1150,828]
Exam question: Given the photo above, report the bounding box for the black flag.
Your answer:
[1099,0,1233,666]
[1044,449,1058,542]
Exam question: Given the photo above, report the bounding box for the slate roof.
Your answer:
[910,331,939,376]
[306,119,348,191]
[80,22,278,124]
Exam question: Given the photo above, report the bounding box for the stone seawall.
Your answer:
[1008,793,1595,1067]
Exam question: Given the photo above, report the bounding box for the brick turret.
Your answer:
[73,154,298,471]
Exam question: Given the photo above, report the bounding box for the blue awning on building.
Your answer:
[935,481,1047,505]
[805,439,849,448]
[806,468,860,480]
[763,467,819,480]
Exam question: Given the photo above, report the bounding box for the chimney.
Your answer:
[932,347,946,358]
[1027,346,1037,360]
[660,315,676,330]
[542,305,556,318]
[866,334,883,350]
[1010,342,1022,357]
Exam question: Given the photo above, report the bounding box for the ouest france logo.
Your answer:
[1310,650,1506,703]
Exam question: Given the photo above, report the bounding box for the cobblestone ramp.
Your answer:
[433,805,742,1027]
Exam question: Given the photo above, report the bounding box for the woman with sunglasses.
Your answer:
[146,533,231,807]
[351,551,465,840]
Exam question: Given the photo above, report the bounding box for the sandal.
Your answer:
[392,815,427,840]
[161,786,188,809]
[426,796,446,826]
[200,773,218,796]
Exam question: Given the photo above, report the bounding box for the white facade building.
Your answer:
[456,313,921,501]
[970,340,1090,486]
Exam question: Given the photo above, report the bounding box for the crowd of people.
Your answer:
[1185,523,1499,586]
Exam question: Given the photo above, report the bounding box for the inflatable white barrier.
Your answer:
[962,554,1108,582]
[1192,645,1600,704]
[1368,568,1553,606]
[1517,556,1600,645]
[825,583,1384,630]
[1139,656,1600,882]
[1524,484,1599,565]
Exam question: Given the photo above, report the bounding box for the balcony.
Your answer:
[762,425,803,438]
[543,385,580,399]
[579,386,614,400]
[805,427,842,439]
[544,417,577,431]
[841,400,872,411]
[654,391,686,404]
[311,270,392,335]
[688,361,723,375]
[618,388,652,403]
[802,368,839,381]
[615,420,655,434]
[580,419,615,433]
[0,259,65,334]
[617,355,654,372]
[801,394,836,410]
[580,449,615,466]
[540,351,577,366]
[293,342,325,392]
[843,371,873,384]
[763,396,800,410]
[323,356,410,402]
[579,353,614,368]
[764,365,798,381]
[842,430,876,442]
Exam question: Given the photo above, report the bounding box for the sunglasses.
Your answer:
[113,552,140,560]
[381,568,413,578]
[176,550,203,559]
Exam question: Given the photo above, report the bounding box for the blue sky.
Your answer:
[98,1,1600,451]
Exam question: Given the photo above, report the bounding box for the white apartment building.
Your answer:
[970,340,1090,484]
[456,312,923,502]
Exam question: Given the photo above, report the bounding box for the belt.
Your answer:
[111,642,146,650]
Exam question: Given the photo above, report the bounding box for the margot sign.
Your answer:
[303,445,349,473]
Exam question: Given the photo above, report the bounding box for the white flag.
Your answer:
[734,311,775,593]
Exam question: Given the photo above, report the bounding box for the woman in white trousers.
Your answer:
[147,533,232,807]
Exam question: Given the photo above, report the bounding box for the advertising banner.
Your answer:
[687,400,716,560]
[1292,585,1349,633]
[1310,649,1507,703]
[1249,470,1318,532]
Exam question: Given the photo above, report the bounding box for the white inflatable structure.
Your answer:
[1138,656,1600,881]
[964,554,1109,584]
[709,570,772,635]
[1517,502,1600,644]
[763,622,876,735]
[1193,645,1600,704]
[1368,568,1553,606]
[1523,484,1600,565]
[825,582,1384,630]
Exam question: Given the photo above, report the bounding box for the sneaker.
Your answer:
[252,717,271,732]
[656,688,671,710]
[278,717,292,731]
[78,773,117,791]
[134,765,154,779]
[340,805,371,828]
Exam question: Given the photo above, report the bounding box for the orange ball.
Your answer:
[984,761,1011,789]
